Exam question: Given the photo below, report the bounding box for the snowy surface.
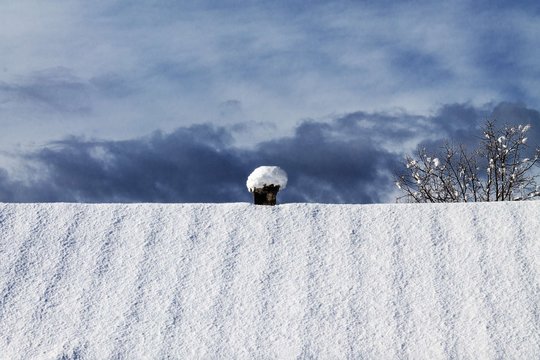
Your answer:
[0,201,539,359]
[246,166,288,191]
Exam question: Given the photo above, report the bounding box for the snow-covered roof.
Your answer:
[0,201,538,358]
[246,166,287,192]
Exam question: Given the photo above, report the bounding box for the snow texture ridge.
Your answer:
[246,166,288,191]
[0,201,539,359]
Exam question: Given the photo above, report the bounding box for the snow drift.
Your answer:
[0,202,538,359]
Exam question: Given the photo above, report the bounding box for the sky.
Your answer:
[1,0,540,203]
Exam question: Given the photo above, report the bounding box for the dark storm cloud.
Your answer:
[415,103,486,152]
[20,125,248,203]
[251,120,400,203]
[491,102,540,143]
[416,102,540,156]
[7,120,399,204]
[1,102,539,204]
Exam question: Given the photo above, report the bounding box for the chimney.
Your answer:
[246,166,287,206]
[252,185,280,205]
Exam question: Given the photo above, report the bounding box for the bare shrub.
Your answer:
[396,120,540,202]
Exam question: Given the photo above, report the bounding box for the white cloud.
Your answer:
[0,1,539,154]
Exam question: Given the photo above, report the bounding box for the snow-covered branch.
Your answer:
[396,120,540,203]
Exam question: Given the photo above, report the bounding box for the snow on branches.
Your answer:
[396,120,540,202]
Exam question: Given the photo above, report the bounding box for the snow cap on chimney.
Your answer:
[246,166,288,192]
